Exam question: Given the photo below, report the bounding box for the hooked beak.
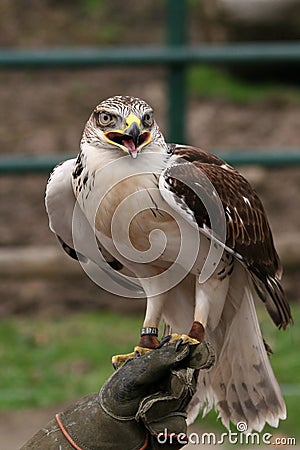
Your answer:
[104,114,152,158]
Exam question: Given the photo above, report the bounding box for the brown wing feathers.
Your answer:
[169,145,292,329]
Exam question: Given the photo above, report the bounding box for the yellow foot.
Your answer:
[111,346,153,370]
[167,333,200,347]
[160,334,215,369]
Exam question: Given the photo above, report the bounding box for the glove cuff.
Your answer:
[55,393,148,450]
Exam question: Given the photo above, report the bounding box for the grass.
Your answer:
[0,311,141,409]
[188,65,300,104]
[0,305,299,440]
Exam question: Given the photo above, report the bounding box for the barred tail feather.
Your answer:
[187,264,286,433]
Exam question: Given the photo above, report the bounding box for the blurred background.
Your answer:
[0,0,299,448]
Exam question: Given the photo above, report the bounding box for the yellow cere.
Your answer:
[124,113,141,131]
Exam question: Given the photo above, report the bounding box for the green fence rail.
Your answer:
[1,42,300,68]
[0,151,299,175]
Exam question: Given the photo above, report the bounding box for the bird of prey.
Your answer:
[46,95,292,432]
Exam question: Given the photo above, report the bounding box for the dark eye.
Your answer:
[98,111,114,126]
[142,111,153,127]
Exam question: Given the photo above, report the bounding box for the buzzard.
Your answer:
[45,95,292,432]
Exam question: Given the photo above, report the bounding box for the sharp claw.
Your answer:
[156,335,171,348]
[175,338,183,351]
[112,347,153,368]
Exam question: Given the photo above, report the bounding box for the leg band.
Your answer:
[140,327,159,337]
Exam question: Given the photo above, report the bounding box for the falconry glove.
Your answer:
[20,342,211,450]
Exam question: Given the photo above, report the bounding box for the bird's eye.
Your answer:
[142,111,154,127]
[98,111,114,126]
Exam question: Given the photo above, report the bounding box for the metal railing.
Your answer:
[1,150,300,175]
[1,42,300,68]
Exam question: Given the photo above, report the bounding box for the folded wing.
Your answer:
[45,158,144,295]
[160,144,292,329]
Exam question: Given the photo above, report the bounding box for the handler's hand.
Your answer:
[20,342,212,450]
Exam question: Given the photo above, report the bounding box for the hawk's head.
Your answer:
[82,95,167,158]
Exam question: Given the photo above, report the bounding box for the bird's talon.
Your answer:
[111,351,136,369]
[175,338,184,351]
[134,346,153,356]
[112,346,154,368]
[168,333,200,346]
[156,335,172,348]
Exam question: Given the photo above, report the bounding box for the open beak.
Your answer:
[104,114,151,158]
